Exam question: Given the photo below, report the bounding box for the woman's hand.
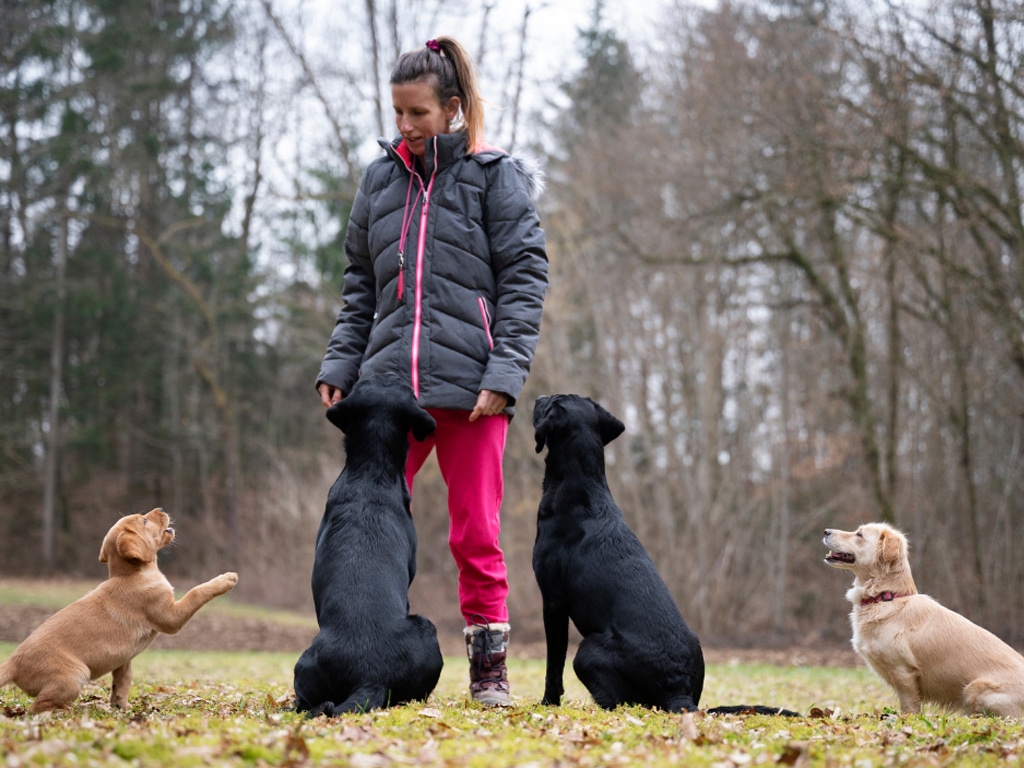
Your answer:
[318,382,344,408]
[469,389,509,422]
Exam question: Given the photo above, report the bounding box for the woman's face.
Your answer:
[392,79,459,157]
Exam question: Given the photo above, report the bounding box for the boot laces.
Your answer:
[468,614,498,671]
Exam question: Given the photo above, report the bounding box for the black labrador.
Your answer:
[293,373,444,716]
[532,394,797,716]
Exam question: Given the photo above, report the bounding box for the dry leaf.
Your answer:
[777,742,810,767]
[679,712,700,741]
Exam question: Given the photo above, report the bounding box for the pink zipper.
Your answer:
[410,147,437,399]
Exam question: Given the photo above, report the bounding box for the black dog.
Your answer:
[293,373,444,716]
[532,394,798,717]
[532,394,705,712]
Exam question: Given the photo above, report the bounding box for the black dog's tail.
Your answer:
[706,704,801,717]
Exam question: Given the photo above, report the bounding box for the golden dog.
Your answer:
[0,508,237,713]
[824,522,1024,716]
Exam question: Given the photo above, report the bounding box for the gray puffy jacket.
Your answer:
[316,131,548,414]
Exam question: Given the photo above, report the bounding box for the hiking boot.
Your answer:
[465,621,511,707]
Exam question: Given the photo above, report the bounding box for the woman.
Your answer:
[315,36,548,706]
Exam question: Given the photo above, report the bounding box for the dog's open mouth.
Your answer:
[825,550,855,564]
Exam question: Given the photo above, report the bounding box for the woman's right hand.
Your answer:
[318,382,344,408]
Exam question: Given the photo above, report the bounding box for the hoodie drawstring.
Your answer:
[397,171,422,300]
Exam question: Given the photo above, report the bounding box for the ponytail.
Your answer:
[390,36,485,155]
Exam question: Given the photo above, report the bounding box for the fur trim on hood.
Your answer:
[509,152,546,202]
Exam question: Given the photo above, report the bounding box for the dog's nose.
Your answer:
[823,529,831,536]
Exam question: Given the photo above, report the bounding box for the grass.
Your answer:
[3,586,1024,766]
[3,647,1023,766]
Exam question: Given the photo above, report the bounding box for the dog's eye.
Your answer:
[855,531,864,538]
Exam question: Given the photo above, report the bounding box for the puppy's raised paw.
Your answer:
[211,572,239,593]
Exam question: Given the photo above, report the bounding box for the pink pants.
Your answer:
[406,409,509,625]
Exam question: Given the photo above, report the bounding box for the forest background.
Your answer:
[2,0,1023,652]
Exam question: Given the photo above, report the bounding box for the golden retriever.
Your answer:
[824,522,1024,716]
[0,508,237,713]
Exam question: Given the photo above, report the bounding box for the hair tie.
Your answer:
[426,39,441,53]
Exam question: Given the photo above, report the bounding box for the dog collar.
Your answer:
[860,591,910,606]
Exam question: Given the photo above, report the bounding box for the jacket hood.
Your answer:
[380,132,546,202]
[507,152,546,202]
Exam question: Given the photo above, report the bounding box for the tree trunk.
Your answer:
[42,207,68,566]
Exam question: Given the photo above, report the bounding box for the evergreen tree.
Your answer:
[1,0,262,565]
[556,0,643,150]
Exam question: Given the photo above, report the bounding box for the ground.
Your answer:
[0,602,860,667]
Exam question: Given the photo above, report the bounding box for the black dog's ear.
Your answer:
[325,399,351,432]
[534,422,548,454]
[593,401,626,446]
[533,396,553,453]
[409,407,436,442]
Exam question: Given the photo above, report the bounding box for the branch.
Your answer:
[259,0,354,168]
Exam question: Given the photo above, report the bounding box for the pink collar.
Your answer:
[860,590,910,606]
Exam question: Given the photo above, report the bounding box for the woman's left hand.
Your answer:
[469,389,509,422]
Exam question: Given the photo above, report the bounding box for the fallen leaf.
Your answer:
[350,753,390,768]
[679,712,699,741]
[777,742,810,767]
[282,730,310,763]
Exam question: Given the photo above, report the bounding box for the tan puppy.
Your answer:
[824,522,1024,716]
[0,508,237,713]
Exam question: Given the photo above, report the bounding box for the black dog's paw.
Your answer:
[301,702,334,719]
